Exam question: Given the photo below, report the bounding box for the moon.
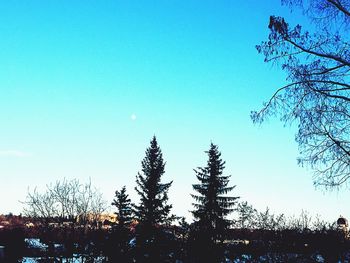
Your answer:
[131,113,137,121]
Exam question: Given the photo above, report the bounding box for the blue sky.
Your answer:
[1,0,349,222]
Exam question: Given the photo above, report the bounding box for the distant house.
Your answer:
[337,216,349,237]
[76,212,117,228]
[100,213,117,224]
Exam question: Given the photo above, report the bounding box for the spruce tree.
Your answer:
[191,143,238,243]
[133,136,173,261]
[109,186,132,261]
[111,186,132,228]
[134,136,173,226]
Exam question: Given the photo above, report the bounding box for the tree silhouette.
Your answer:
[23,178,106,225]
[112,186,132,228]
[236,201,257,229]
[190,143,238,262]
[133,136,173,262]
[109,186,133,261]
[253,0,350,188]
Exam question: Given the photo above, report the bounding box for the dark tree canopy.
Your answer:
[253,0,350,188]
[111,186,132,228]
[191,143,238,242]
[133,136,173,226]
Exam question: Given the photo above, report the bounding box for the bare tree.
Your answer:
[23,178,107,225]
[286,210,313,231]
[234,202,334,231]
[256,207,286,231]
[90,190,107,225]
[23,188,57,221]
[312,214,329,231]
[235,201,257,229]
[253,0,350,188]
[48,178,80,221]
[299,209,313,230]
[274,213,287,231]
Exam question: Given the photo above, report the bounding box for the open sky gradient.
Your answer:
[1,0,349,222]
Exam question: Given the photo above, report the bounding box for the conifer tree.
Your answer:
[133,136,174,262]
[108,186,133,261]
[111,186,132,228]
[191,143,238,242]
[133,136,173,226]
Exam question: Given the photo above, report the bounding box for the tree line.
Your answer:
[22,136,239,262]
[19,136,344,262]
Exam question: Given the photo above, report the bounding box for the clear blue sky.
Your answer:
[1,0,349,222]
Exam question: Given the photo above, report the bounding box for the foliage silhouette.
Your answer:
[108,186,133,261]
[190,143,239,262]
[253,0,350,188]
[112,186,133,228]
[133,136,174,262]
